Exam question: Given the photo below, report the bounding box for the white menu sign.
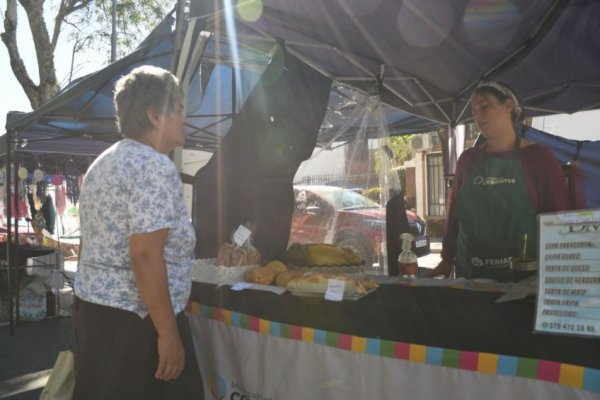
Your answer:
[535,209,600,338]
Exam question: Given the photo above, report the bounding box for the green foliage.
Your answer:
[388,135,414,164]
[363,186,381,202]
[371,135,415,195]
[63,0,171,62]
[373,134,413,176]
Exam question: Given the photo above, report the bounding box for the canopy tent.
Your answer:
[3,0,599,183]
[188,0,600,125]
[186,0,600,177]
[1,9,442,167]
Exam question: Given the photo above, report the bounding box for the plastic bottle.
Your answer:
[398,233,418,278]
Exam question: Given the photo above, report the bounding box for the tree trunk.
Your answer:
[1,0,59,109]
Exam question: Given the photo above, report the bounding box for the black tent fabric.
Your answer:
[193,47,332,260]
[522,126,600,209]
[189,0,600,125]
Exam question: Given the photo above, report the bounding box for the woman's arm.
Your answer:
[130,228,184,381]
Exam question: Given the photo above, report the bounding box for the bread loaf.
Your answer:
[216,243,234,266]
[231,246,248,266]
[243,266,276,285]
[274,270,302,287]
[286,272,367,295]
[216,242,261,266]
[247,246,261,265]
[264,260,288,274]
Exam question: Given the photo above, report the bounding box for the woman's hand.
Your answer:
[155,330,185,381]
[426,259,454,278]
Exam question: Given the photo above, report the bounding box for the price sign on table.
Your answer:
[534,209,600,338]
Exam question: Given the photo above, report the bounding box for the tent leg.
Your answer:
[440,124,465,205]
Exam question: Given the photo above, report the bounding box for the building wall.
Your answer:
[404,166,416,209]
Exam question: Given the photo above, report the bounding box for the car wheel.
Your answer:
[336,235,373,267]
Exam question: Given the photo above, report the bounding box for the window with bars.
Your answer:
[427,153,446,216]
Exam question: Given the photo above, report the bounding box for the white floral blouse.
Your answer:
[75,139,196,318]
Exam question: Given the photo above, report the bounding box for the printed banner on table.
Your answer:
[187,304,600,399]
[535,209,600,338]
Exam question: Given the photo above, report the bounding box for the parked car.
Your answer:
[290,185,430,267]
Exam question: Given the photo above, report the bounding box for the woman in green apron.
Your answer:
[428,82,569,282]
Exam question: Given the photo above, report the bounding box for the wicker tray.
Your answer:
[289,287,377,301]
[192,258,258,285]
[288,264,368,278]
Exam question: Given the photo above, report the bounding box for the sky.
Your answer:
[1,4,598,142]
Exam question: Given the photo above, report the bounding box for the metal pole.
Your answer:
[5,130,13,334]
[111,0,117,63]
[14,152,20,325]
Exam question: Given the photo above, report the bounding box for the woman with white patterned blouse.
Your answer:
[73,66,203,399]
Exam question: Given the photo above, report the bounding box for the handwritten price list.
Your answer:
[535,210,600,338]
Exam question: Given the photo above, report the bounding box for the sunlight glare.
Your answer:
[224,0,243,105]
[397,0,454,48]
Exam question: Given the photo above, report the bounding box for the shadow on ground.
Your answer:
[0,289,73,400]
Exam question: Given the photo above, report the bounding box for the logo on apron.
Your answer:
[473,175,516,185]
[471,256,512,268]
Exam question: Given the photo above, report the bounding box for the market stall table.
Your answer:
[189,281,600,399]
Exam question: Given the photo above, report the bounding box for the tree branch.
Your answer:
[52,0,93,49]
[19,0,60,107]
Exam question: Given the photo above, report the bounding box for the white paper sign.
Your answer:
[534,209,600,338]
[233,225,252,246]
[229,282,286,295]
[230,282,253,291]
[325,279,345,301]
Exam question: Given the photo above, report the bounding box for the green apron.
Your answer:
[454,136,537,282]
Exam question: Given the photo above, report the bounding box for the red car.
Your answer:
[290,185,430,267]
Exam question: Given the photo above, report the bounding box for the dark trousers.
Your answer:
[72,297,204,400]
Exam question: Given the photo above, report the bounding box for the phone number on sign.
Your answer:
[541,321,596,333]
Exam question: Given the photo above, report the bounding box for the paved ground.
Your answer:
[0,288,73,400]
[0,239,442,399]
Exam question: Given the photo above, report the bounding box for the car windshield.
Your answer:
[319,189,380,210]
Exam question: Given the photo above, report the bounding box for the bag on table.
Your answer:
[39,350,75,400]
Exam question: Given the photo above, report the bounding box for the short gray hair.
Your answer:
[114,65,182,138]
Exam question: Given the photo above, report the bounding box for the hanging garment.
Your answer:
[55,184,67,216]
[18,196,28,219]
[66,175,80,205]
[40,195,56,234]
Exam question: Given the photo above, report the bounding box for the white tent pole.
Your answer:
[176,18,198,80]
[181,31,212,90]
[413,79,452,123]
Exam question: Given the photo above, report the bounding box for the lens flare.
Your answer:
[237,0,263,22]
[463,0,520,49]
